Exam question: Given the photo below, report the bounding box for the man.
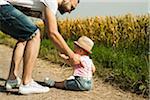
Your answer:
[0,0,80,94]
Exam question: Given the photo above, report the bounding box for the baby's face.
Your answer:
[74,44,79,53]
[74,44,85,54]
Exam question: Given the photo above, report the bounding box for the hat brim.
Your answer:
[74,41,92,54]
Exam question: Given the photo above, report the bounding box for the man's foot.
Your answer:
[44,77,55,87]
[5,77,21,90]
[19,80,49,94]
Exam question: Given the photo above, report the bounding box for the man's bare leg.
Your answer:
[8,41,27,80]
[18,31,49,94]
[22,32,40,84]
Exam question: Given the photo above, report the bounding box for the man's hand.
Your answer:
[69,54,81,65]
[59,53,81,66]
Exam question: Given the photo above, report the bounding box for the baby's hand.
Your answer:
[59,53,69,60]
[70,54,81,65]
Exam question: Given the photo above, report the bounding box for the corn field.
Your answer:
[57,14,149,52]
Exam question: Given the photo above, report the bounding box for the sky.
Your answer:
[57,0,149,19]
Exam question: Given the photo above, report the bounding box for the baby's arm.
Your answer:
[59,53,71,65]
[59,53,69,60]
[92,65,96,73]
[91,61,96,73]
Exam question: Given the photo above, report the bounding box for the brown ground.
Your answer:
[0,45,147,100]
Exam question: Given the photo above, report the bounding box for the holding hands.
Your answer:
[59,53,81,66]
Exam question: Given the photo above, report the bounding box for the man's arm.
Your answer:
[44,7,74,59]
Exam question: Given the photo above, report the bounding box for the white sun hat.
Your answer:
[74,36,94,54]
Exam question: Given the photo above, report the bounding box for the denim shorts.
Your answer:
[0,4,38,41]
[64,76,93,91]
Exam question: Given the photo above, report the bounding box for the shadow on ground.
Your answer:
[0,78,20,95]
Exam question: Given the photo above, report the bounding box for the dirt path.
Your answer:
[0,45,147,100]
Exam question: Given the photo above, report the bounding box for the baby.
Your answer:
[44,36,96,91]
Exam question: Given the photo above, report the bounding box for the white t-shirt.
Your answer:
[73,56,94,78]
[0,0,10,5]
[2,0,58,15]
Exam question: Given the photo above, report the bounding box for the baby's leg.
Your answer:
[54,81,65,89]
[44,77,65,89]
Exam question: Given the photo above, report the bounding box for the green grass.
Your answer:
[92,44,148,95]
[0,31,16,47]
[39,39,61,63]
[39,38,75,64]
